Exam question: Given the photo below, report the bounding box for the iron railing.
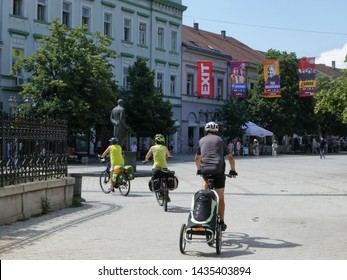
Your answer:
[0,112,68,187]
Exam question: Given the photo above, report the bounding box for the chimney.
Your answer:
[332,61,336,69]
[221,30,226,39]
[193,22,199,31]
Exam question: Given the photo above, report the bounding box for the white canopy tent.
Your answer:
[243,121,273,137]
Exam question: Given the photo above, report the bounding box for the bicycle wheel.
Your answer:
[100,170,111,194]
[118,174,131,196]
[216,223,222,255]
[155,189,164,206]
[163,182,168,212]
[179,224,187,254]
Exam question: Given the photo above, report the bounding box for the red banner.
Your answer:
[197,61,213,97]
[263,60,281,98]
[298,57,316,97]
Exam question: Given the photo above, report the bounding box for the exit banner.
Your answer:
[197,61,213,97]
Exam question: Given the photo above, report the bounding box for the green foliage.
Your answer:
[219,98,249,138]
[315,71,347,125]
[72,197,83,208]
[120,58,175,139]
[12,19,118,138]
[41,197,51,214]
[247,49,320,137]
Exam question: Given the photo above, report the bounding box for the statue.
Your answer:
[110,99,129,149]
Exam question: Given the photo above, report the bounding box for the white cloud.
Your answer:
[316,43,347,69]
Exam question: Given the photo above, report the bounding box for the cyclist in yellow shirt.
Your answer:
[101,137,124,192]
[143,134,171,199]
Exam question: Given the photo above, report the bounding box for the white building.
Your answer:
[0,0,186,151]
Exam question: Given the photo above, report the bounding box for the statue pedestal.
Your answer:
[124,151,137,172]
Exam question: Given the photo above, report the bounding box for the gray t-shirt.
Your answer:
[197,134,230,174]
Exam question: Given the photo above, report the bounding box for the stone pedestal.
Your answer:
[124,151,137,172]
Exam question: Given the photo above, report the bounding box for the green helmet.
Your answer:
[155,134,165,144]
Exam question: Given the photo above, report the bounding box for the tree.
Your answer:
[219,98,249,139]
[314,73,347,136]
[12,19,118,144]
[315,70,347,125]
[120,58,175,144]
[247,49,319,140]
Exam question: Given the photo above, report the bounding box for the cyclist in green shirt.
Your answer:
[101,137,124,192]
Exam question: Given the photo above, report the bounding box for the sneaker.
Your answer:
[108,187,115,192]
[220,221,227,231]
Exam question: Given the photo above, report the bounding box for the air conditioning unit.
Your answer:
[15,76,26,86]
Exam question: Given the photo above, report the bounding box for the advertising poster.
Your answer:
[197,61,213,97]
[298,57,316,97]
[263,60,281,98]
[230,61,247,98]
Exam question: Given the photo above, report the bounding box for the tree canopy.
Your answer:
[12,19,118,140]
[120,58,175,141]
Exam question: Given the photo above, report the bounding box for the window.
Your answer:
[156,72,163,91]
[62,2,72,27]
[170,75,176,96]
[122,66,129,87]
[13,0,23,16]
[170,30,177,52]
[138,22,147,45]
[217,79,223,99]
[124,18,132,41]
[157,27,164,49]
[12,48,24,75]
[187,74,194,95]
[104,12,112,37]
[37,0,47,21]
[82,7,91,32]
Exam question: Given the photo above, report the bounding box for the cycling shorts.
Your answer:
[202,173,226,189]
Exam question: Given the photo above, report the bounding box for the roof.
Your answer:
[183,24,265,65]
[315,64,343,79]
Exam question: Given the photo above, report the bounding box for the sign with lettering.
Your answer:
[197,61,213,97]
[299,57,316,97]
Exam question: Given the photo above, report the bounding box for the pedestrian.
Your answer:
[195,122,237,231]
[271,140,278,157]
[130,141,137,152]
[253,139,259,158]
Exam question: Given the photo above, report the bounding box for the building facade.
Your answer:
[0,0,186,151]
[180,23,265,153]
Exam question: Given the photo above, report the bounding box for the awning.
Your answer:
[243,121,273,137]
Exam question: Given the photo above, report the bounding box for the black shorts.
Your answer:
[202,173,226,189]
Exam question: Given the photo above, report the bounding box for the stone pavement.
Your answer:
[1,152,347,260]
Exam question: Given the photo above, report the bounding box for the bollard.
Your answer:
[71,174,86,202]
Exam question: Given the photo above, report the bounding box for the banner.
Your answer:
[263,60,281,98]
[230,61,247,98]
[197,61,213,97]
[298,57,316,97]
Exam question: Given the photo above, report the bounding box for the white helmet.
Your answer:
[205,122,219,133]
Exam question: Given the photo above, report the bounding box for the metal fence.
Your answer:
[0,112,68,187]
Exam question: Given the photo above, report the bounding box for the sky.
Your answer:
[181,0,347,69]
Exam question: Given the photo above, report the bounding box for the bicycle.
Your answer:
[143,160,173,212]
[99,156,131,196]
[179,172,236,255]
[153,168,172,212]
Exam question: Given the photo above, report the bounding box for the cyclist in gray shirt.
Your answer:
[195,122,237,231]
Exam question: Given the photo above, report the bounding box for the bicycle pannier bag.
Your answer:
[167,172,179,190]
